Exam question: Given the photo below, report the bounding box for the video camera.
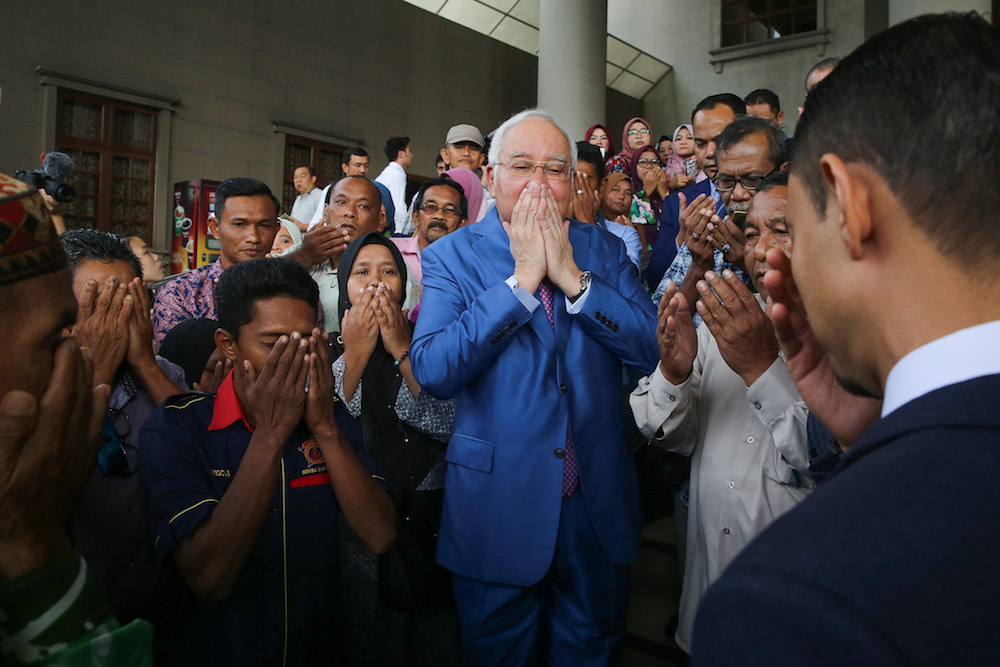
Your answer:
[15,152,76,203]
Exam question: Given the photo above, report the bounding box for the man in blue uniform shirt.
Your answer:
[140,257,395,666]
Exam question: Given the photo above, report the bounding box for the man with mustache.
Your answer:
[652,116,785,325]
[631,172,811,655]
[152,178,280,343]
[391,176,468,296]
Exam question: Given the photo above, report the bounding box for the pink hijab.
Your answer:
[665,123,694,179]
[616,116,653,163]
[443,167,486,223]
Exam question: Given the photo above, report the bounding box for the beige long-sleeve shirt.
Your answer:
[629,313,813,653]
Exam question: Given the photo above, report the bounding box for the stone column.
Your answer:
[537,0,608,139]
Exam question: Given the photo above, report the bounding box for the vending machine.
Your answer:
[171,179,221,274]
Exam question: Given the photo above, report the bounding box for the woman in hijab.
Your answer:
[664,123,699,191]
[332,233,460,665]
[158,317,231,392]
[585,123,616,159]
[605,116,653,176]
[268,216,302,257]
[596,173,642,271]
[442,167,486,223]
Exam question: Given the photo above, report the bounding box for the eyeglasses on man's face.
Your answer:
[712,171,777,193]
[497,159,571,181]
[418,202,461,219]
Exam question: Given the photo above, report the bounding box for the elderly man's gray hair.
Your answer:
[488,109,578,170]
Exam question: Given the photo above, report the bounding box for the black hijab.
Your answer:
[159,318,220,388]
[336,233,438,495]
[337,232,408,330]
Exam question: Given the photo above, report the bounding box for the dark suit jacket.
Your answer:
[410,208,659,586]
[645,180,725,289]
[692,373,1000,665]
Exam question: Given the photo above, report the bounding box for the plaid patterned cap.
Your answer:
[0,172,66,286]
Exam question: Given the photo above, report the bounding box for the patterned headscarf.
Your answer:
[0,173,66,286]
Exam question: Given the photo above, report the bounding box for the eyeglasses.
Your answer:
[418,202,461,219]
[712,171,777,193]
[627,128,651,136]
[497,159,571,181]
[637,158,661,167]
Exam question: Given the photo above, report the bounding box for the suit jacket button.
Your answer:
[612,324,619,332]
[559,383,567,392]
[594,311,602,319]
[554,448,565,459]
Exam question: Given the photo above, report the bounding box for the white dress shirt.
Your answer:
[882,319,1000,417]
[629,300,813,653]
[374,161,409,235]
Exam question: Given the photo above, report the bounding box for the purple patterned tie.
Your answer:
[537,280,580,496]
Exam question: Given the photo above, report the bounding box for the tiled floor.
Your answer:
[618,517,686,667]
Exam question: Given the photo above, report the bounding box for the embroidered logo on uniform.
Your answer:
[298,438,325,467]
[293,438,331,488]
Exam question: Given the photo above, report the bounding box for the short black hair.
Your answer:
[716,116,787,171]
[215,257,319,340]
[754,170,789,196]
[692,94,747,122]
[793,13,1000,266]
[744,89,781,113]
[415,176,468,219]
[805,57,842,93]
[294,164,316,178]
[435,154,445,165]
[575,141,606,181]
[657,134,672,146]
[215,178,280,222]
[341,146,369,165]
[60,229,143,281]
[325,175,382,206]
[384,136,410,162]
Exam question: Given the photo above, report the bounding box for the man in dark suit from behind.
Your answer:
[692,12,1000,665]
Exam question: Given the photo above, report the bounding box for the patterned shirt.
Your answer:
[152,261,224,343]
[652,245,749,328]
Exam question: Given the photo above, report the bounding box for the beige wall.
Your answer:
[5,0,989,249]
[610,0,873,140]
[1,0,541,249]
[610,0,990,141]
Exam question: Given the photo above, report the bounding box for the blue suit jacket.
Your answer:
[411,208,659,586]
[692,373,1000,665]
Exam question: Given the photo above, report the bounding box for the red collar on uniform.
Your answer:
[208,371,254,432]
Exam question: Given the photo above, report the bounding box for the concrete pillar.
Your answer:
[537,0,608,139]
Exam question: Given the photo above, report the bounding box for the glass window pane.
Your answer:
[795,8,817,32]
[114,110,154,149]
[284,144,311,174]
[723,22,745,46]
[319,150,340,184]
[722,1,746,23]
[61,99,103,141]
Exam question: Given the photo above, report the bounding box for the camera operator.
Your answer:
[16,152,76,234]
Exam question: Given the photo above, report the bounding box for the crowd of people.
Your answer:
[1,11,999,666]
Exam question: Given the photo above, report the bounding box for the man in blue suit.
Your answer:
[411,109,658,665]
[692,13,1000,664]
